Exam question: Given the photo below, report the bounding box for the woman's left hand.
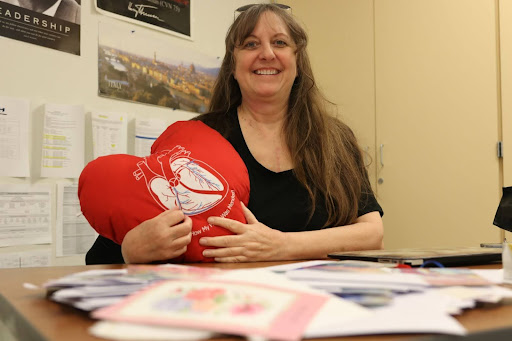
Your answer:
[199,203,287,262]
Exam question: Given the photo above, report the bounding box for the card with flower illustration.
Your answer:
[92,279,327,341]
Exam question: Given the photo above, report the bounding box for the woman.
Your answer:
[117,3,383,264]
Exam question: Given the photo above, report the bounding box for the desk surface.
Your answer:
[1,262,511,341]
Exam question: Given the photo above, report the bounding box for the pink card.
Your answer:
[92,279,327,341]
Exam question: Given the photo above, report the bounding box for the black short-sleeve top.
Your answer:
[221,110,383,232]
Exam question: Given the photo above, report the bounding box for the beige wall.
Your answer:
[282,0,378,187]
[285,0,507,248]
[2,0,510,265]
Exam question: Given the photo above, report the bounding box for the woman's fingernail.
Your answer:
[203,250,212,257]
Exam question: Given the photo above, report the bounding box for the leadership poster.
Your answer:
[0,0,80,55]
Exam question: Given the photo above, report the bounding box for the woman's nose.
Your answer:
[259,43,275,60]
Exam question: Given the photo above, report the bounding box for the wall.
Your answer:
[285,0,507,248]
[281,0,377,187]
[0,0,266,267]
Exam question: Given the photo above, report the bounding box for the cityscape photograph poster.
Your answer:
[98,21,220,114]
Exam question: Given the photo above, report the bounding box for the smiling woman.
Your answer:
[86,3,384,265]
[191,4,383,262]
[233,11,297,120]
[192,4,384,263]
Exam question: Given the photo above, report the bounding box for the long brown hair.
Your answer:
[195,4,371,227]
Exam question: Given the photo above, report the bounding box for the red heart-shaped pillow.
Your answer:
[78,121,250,262]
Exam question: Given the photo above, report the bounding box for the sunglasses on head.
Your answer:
[234,3,292,20]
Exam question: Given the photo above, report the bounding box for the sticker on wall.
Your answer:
[0,0,81,55]
[95,0,192,40]
[98,21,220,114]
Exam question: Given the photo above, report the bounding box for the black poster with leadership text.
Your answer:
[96,0,191,39]
[0,1,80,55]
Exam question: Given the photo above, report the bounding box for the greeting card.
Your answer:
[92,279,327,341]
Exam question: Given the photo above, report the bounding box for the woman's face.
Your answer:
[233,11,297,103]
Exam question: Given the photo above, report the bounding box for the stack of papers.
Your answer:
[282,260,495,308]
[42,261,512,340]
[44,265,223,311]
[46,264,365,341]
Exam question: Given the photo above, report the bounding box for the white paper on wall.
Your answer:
[0,252,21,268]
[20,248,52,267]
[41,103,85,178]
[0,184,52,247]
[0,96,30,177]
[0,248,52,269]
[56,183,98,257]
[134,118,170,157]
[91,111,128,159]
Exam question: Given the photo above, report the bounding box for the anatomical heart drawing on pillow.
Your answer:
[78,121,250,262]
[133,145,229,215]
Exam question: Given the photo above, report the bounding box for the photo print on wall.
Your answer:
[97,21,220,114]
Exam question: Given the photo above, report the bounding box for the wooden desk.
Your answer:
[0,262,511,341]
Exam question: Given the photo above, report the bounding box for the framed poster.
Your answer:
[95,0,192,40]
[0,0,81,55]
[98,21,220,113]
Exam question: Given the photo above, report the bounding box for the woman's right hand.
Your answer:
[121,209,192,264]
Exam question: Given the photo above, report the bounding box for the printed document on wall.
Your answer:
[41,103,85,178]
[0,252,21,268]
[0,184,52,247]
[0,96,30,177]
[135,118,169,157]
[56,183,97,257]
[92,111,128,159]
[0,249,52,269]
[20,248,52,267]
